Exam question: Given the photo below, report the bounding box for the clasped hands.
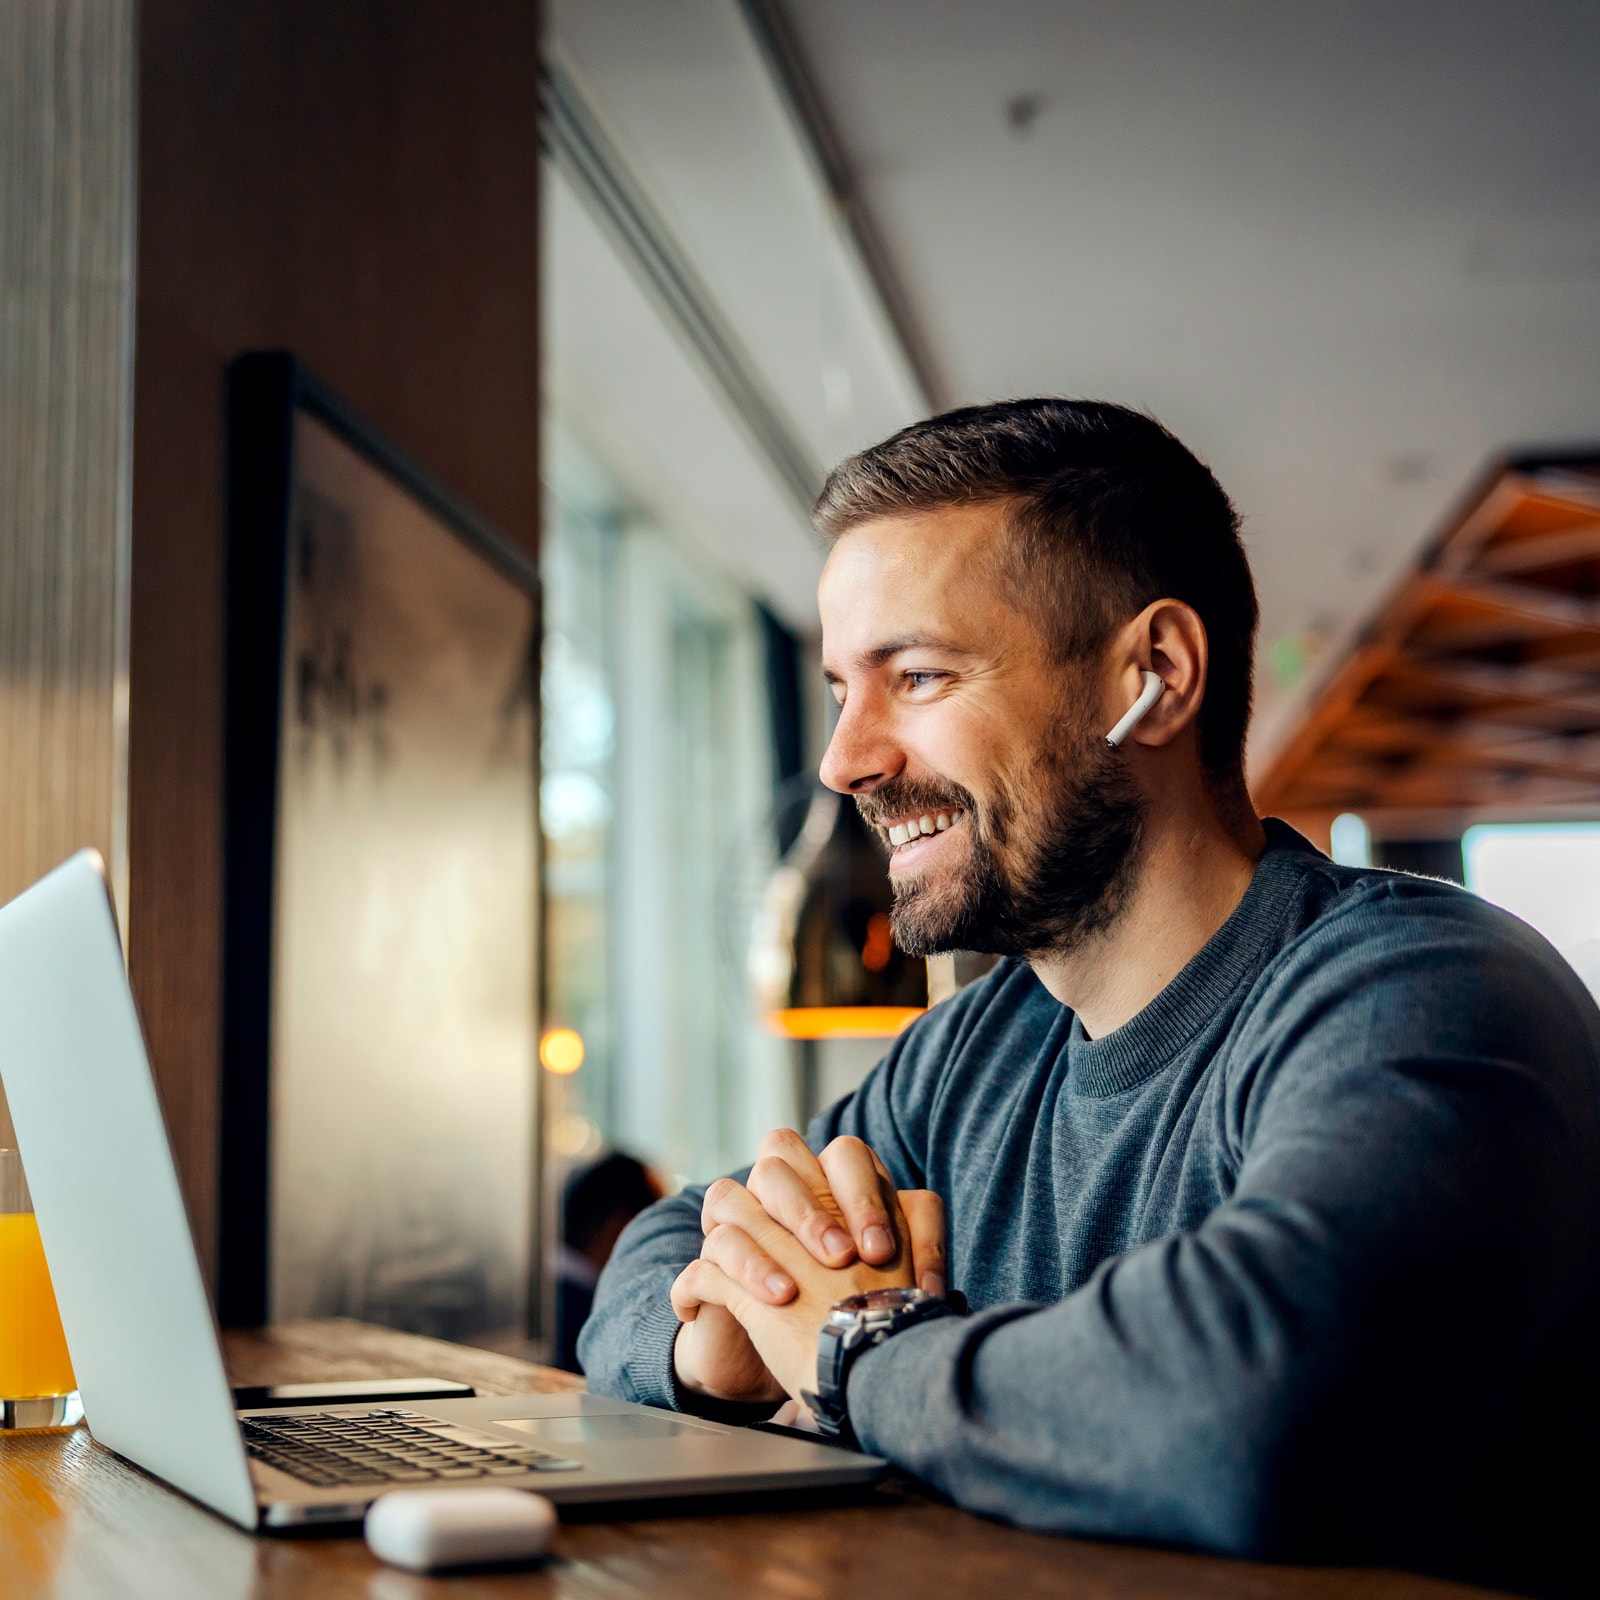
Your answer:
[671,1128,946,1414]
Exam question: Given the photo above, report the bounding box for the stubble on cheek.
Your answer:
[884,690,1145,960]
[885,786,1012,956]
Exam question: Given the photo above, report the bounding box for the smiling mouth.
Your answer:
[884,808,965,853]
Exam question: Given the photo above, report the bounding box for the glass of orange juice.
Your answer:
[0,1148,80,1428]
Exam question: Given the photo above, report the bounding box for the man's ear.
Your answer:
[1107,600,1208,749]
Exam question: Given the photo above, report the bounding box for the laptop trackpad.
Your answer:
[494,1413,711,1442]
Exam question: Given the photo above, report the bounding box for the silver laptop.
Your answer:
[0,852,884,1529]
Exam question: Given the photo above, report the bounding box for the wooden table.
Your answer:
[0,1319,1506,1599]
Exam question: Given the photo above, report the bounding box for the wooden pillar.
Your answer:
[132,1,543,1281]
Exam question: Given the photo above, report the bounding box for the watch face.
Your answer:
[838,1288,929,1314]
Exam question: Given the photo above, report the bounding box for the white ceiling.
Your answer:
[545,166,827,628]
[547,0,928,634]
[552,0,925,467]
[778,0,1600,765]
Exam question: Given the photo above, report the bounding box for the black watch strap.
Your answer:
[802,1289,959,1443]
[802,1320,860,1444]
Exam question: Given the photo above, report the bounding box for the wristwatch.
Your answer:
[802,1287,960,1445]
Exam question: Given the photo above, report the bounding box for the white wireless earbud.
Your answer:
[1104,670,1166,749]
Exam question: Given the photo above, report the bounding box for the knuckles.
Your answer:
[820,1137,888,1201]
[747,1156,786,1189]
[670,1261,703,1310]
[900,1187,946,1220]
[702,1222,742,1258]
[821,1135,869,1163]
[676,1257,731,1305]
[747,1159,817,1223]
[700,1177,742,1220]
[756,1126,809,1161]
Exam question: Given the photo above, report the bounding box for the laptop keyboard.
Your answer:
[241,1407,580,1488]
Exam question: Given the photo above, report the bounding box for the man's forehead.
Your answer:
[821,505,1008,605]
[818,504,1027,667]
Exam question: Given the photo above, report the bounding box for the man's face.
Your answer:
[818,505,1143,959]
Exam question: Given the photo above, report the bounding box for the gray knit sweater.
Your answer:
[580,823,1600,1588]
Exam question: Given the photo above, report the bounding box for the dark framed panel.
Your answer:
[221,352,542,1332]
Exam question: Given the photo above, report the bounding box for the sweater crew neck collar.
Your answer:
[1065,820,1313,1097]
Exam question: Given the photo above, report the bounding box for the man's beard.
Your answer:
[856,716,1145,961]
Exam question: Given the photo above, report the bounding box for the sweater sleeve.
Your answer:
[571,1175,714,1413]
[844,898,1600,1561]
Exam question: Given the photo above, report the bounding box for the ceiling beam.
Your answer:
[1444,577,1600,635]
[1470,521,1600,578]
[1396,659,1600,715]
[1279,764,1600,813]
[1319,727,1600,789]
[1253,458,1600,818]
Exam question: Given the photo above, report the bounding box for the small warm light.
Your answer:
[551,1112,601,1157]
[860,912,893,973]
[540,1027,586,1074]
[764,1006,924,1040]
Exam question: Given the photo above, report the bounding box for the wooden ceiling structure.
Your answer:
[1254,450,1600,833]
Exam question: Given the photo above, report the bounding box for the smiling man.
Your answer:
[579,400,1600,1589]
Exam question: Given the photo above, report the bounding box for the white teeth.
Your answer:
[888,812,964,849]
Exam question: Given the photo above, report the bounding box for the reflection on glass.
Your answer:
[270,415,538,1342]
[541,431,790,1191]
[541,461,618,1173]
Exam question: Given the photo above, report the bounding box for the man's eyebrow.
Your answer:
[853,633,971,669]
[821,634,975,683]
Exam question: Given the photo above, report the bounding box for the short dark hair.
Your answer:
[814,398,1258,777]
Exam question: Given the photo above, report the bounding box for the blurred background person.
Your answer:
[556,1151,665,1372]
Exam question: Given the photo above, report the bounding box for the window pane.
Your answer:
[1463,821,1600,997]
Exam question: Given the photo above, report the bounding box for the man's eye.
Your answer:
[904,671,942,690]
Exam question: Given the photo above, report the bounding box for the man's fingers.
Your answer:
[818,1136,900,1265]
[699,1178,810,1270]
[669,1259,704,1322]
[700,1222,797,1304]
[670,1257,745,1324]
[748,1156,855,1266]
[899,1188,948,1298]
[754,1126,835,1198]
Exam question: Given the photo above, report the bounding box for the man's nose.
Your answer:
[819,695,902,794]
